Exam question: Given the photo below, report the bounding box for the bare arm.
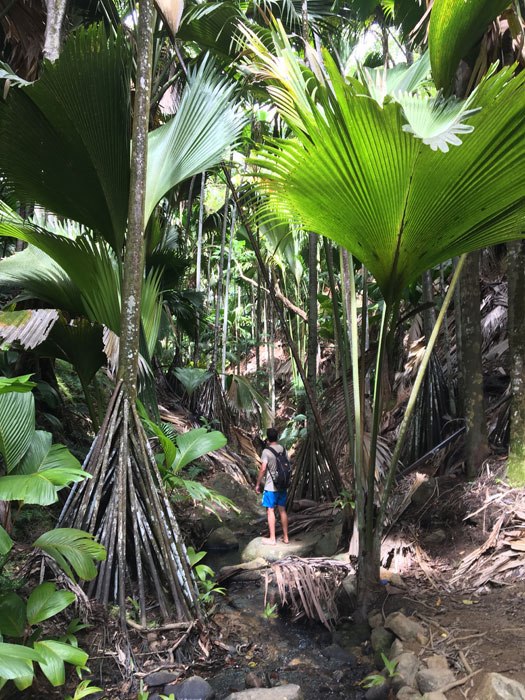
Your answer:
[255,461,267,493]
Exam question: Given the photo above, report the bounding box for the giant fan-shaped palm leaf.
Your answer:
[241,24,525,304]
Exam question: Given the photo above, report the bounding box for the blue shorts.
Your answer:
[262,490,287,508]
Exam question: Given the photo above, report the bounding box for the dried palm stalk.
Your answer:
[270,556,353,630]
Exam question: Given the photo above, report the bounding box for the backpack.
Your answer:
[266,445,292,490]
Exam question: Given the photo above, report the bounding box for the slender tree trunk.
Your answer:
[43,0,68,62]
[422,269,436,341]
[507,240,525,485]
[460,251,488,477]
[117,0,154,399]
[307,232,318,434]
[211,170,231,373]
[221,206,237,388]
[193,171,205,364]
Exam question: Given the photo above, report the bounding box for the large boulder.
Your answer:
[207,473,265,517]
[241,534,318,563]
[385,612,426,642]
[224,684,303,700]
[476,672,525,699]
[206,526,238,551]
[312,513,344,557]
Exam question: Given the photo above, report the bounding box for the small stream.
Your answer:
[203,544,371,699]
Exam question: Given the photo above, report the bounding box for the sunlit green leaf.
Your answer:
[34,529,106,581]
[26,583,75,626]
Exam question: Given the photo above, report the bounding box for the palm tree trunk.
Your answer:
[507,240,525,485]
[43,0,68,62]
[306,231,318,434]
[460,251,488,477]
[221,205,237,388]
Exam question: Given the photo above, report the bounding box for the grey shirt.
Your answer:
[261,444,285,492]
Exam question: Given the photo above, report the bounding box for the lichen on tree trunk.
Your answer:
[43,0,68,63]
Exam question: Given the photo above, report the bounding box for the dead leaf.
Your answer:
[154,0,183,36]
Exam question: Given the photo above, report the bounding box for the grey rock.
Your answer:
[425,655,449,672]
[145,671,181,687]
[422,693,448,700]
[371,626,394,652]
[368,612,383,629]
[206,526,239,551]
[207,473,264,517]
[166,675,214,700]
[241,535,318,563]
[321,643,357,666]
[224,684,303,700]
[148,695,163,700]
[364,678,391,700]
[396,688,422,700]
[392,652,419,692]
[476,672,525,699]
[312,516,343,557]
[389,639,404,659]
[416,668,454,694]
[385,612,426,642]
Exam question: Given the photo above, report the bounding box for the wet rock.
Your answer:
[396,688,422,699]
[416,667,454,694]
[165,675,214,700]
[371,626,394,653]
[476,672,525,699]
[207,526,239,551]
[241,535,317,563]
[385,612,426,642]
[245,671,267,688]
[333,619,370,648]
[321,643,357,666]
[224,684,303,699]
[364,678,391,700]
[145,671,181,687]
[391,652,419,692]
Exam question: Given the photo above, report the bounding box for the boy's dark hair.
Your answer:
[266,427,278,442]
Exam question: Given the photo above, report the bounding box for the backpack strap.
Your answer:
[266,445,286,459]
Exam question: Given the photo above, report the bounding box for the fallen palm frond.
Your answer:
[449,474,525,589]
[270,555,353,630]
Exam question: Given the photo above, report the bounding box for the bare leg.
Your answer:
[278,505,289,543]
[262,507,276,545]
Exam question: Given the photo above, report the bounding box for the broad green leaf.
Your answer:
[0,524,13,555]
[145,55,245,223]
[0,25,131,252]
[0,593,25,637]
[244,27,525,301]
[0,642,42,685]
[34,528,106,581]
[429,0,512,90]
[33,640,65,687]
[0,374,36,394]
[64,679,103,699]
[0,433,86,505]
[172,428,227,473]
[34,639,88,686]
[0,390,34,472]
[26,583,75,626]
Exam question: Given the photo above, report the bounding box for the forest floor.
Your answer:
[7,456,525,700]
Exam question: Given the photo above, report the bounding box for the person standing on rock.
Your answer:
[255,427,290,546]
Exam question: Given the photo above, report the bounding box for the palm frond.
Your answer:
[145,56,245,223]
[0,309,59,350]
[0,24,131,252]
[242,25,525,300]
